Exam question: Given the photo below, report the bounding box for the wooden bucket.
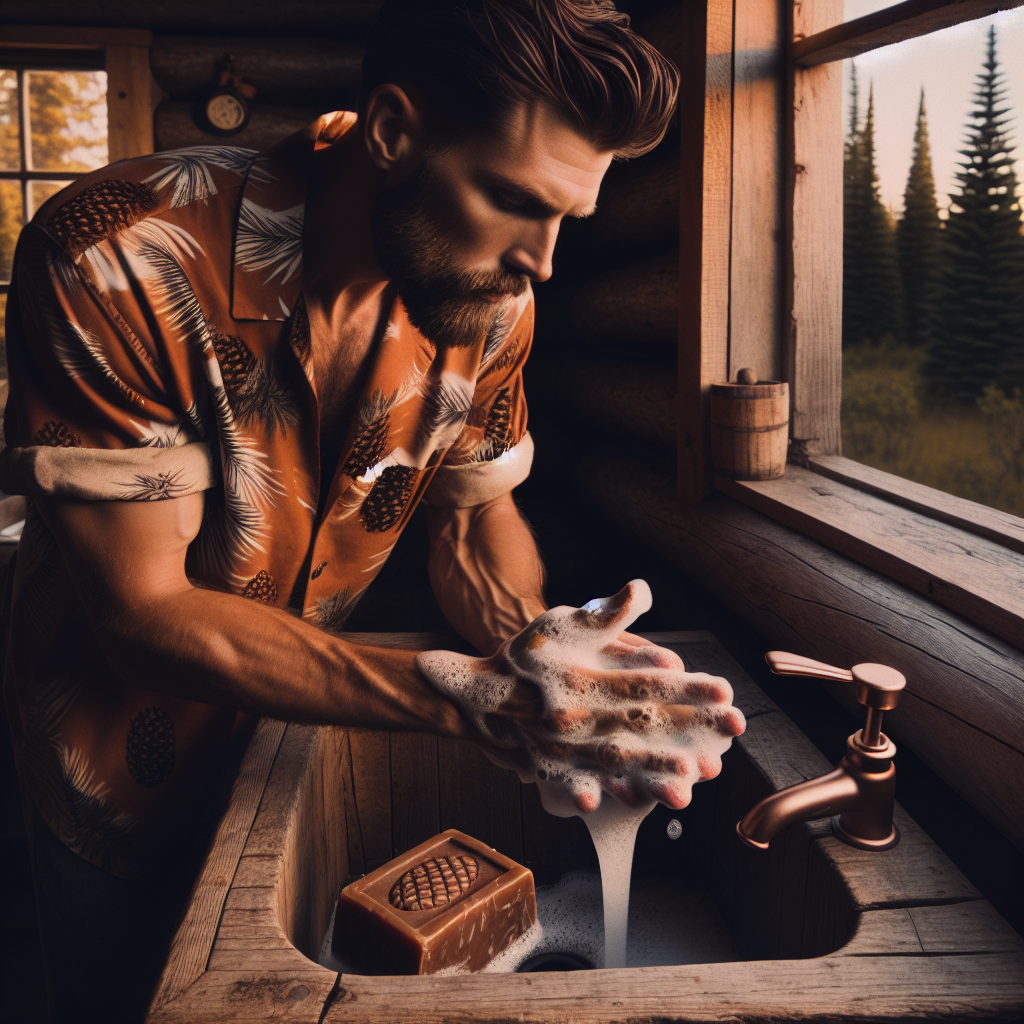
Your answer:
[710,376,789,481]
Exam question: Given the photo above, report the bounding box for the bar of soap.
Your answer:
[333,829,536,975]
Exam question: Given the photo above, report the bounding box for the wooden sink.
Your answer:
[146,632,1023,1023]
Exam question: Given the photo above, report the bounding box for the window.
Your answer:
[0,26,154,379]
[838,6,1024,517]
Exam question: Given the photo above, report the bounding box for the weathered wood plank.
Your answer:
[339,728,391,876]
[843,901,1023,956]
[150,35,361,105]
[718,465,1024,649]
[147,718,288,1018]
[389,731,439,858]
[578,446,1024,849]
[436,737,524,863]
[571,250,678,346]
[789,0,844,457]
[793,0,1023,66]
[730,0,784,384]
[323,952,1024,1023]
[807,454,1024,555]
[559,358,676,453]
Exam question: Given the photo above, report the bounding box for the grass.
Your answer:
[841,343,1024,517]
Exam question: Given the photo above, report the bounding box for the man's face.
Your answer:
[372,101,613,348]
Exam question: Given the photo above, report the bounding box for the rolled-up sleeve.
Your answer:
[1,222,214,501]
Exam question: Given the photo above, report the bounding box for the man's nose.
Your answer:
[504,221,559,283]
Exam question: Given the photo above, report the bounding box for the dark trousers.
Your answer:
[24,800,201,1024]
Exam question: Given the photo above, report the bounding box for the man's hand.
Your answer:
[417,580,746,813]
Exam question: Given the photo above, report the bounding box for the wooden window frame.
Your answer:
[677,0,1024,647]
[0,25,155,288]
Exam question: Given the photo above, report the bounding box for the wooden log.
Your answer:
[154,99,329,153]
[587,157,678,251]
[0,1,381,35]
[576,445,1024,850]
[571,250,677,346]
[718,466,1024,649]
[558,358,676,453]
[150,36,362,106]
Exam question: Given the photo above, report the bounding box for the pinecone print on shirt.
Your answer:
[32,421,82,448]
[288,293,312,366]
[342,390,395,479]
[242,569,278,603]
[210,326,256,396]
[360,465,417,533]
[125,707,175,788]
[50,179,158,258]
[484,388,513,458]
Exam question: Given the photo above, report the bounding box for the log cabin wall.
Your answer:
[0,0,1020,963]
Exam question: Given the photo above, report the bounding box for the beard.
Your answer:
[370,157,529,350]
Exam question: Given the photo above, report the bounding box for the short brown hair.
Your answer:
[360,0,679,159]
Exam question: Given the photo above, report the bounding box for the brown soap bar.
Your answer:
[333,829,536,975]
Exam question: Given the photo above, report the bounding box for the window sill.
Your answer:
[715,459,1024,651]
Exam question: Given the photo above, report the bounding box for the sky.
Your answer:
[842,2,1024,216]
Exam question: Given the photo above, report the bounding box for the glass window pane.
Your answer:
[0,69,19,172]
[26,70,107,172]
[0,178,24,285]
[28,179,68,219]
[841,10,1024,516]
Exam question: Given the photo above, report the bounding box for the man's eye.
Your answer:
[493,190,525,212]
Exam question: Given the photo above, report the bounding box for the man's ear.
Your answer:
[364,83,425,180]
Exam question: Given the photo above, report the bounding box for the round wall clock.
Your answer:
[204,88,251,136]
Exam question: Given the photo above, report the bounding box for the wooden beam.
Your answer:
[578,445,1024,850]
[807,455,1024,555]
[717,465,1024,649]
[0,24,152,48]
[729,0,784,385]
[793,0,1024,67]
[646,0,734,504]
[105,46,154,161]
[788,0,844,457]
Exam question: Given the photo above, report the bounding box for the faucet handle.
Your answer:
[765,652,905,711]
[765,651,854,682]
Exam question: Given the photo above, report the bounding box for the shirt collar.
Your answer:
[230,111,358,322]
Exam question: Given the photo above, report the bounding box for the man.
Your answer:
[1,1,742,1020]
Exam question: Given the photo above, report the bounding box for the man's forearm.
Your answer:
[426,492,547,655]
[113,586,473,735]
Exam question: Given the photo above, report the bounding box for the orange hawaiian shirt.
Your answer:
[1,112,534,878]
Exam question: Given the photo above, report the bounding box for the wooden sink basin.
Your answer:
[146,632,1023,1023]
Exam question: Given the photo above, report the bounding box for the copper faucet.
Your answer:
[736,652,906,852]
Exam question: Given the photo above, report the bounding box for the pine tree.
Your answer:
[897,91,944,350]
[843,71,906,347]
[924,27,1024,400]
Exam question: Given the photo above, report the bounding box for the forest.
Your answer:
[842,26,1024,515]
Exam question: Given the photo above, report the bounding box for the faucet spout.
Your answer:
[736,767,860,849]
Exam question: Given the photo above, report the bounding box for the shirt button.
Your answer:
[311,561,327,580]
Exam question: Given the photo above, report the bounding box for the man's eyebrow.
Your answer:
[487,175,595,218]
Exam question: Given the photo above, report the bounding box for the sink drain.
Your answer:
[517,951,594,972]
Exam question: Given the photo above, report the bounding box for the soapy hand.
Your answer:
[417,580,746,814]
